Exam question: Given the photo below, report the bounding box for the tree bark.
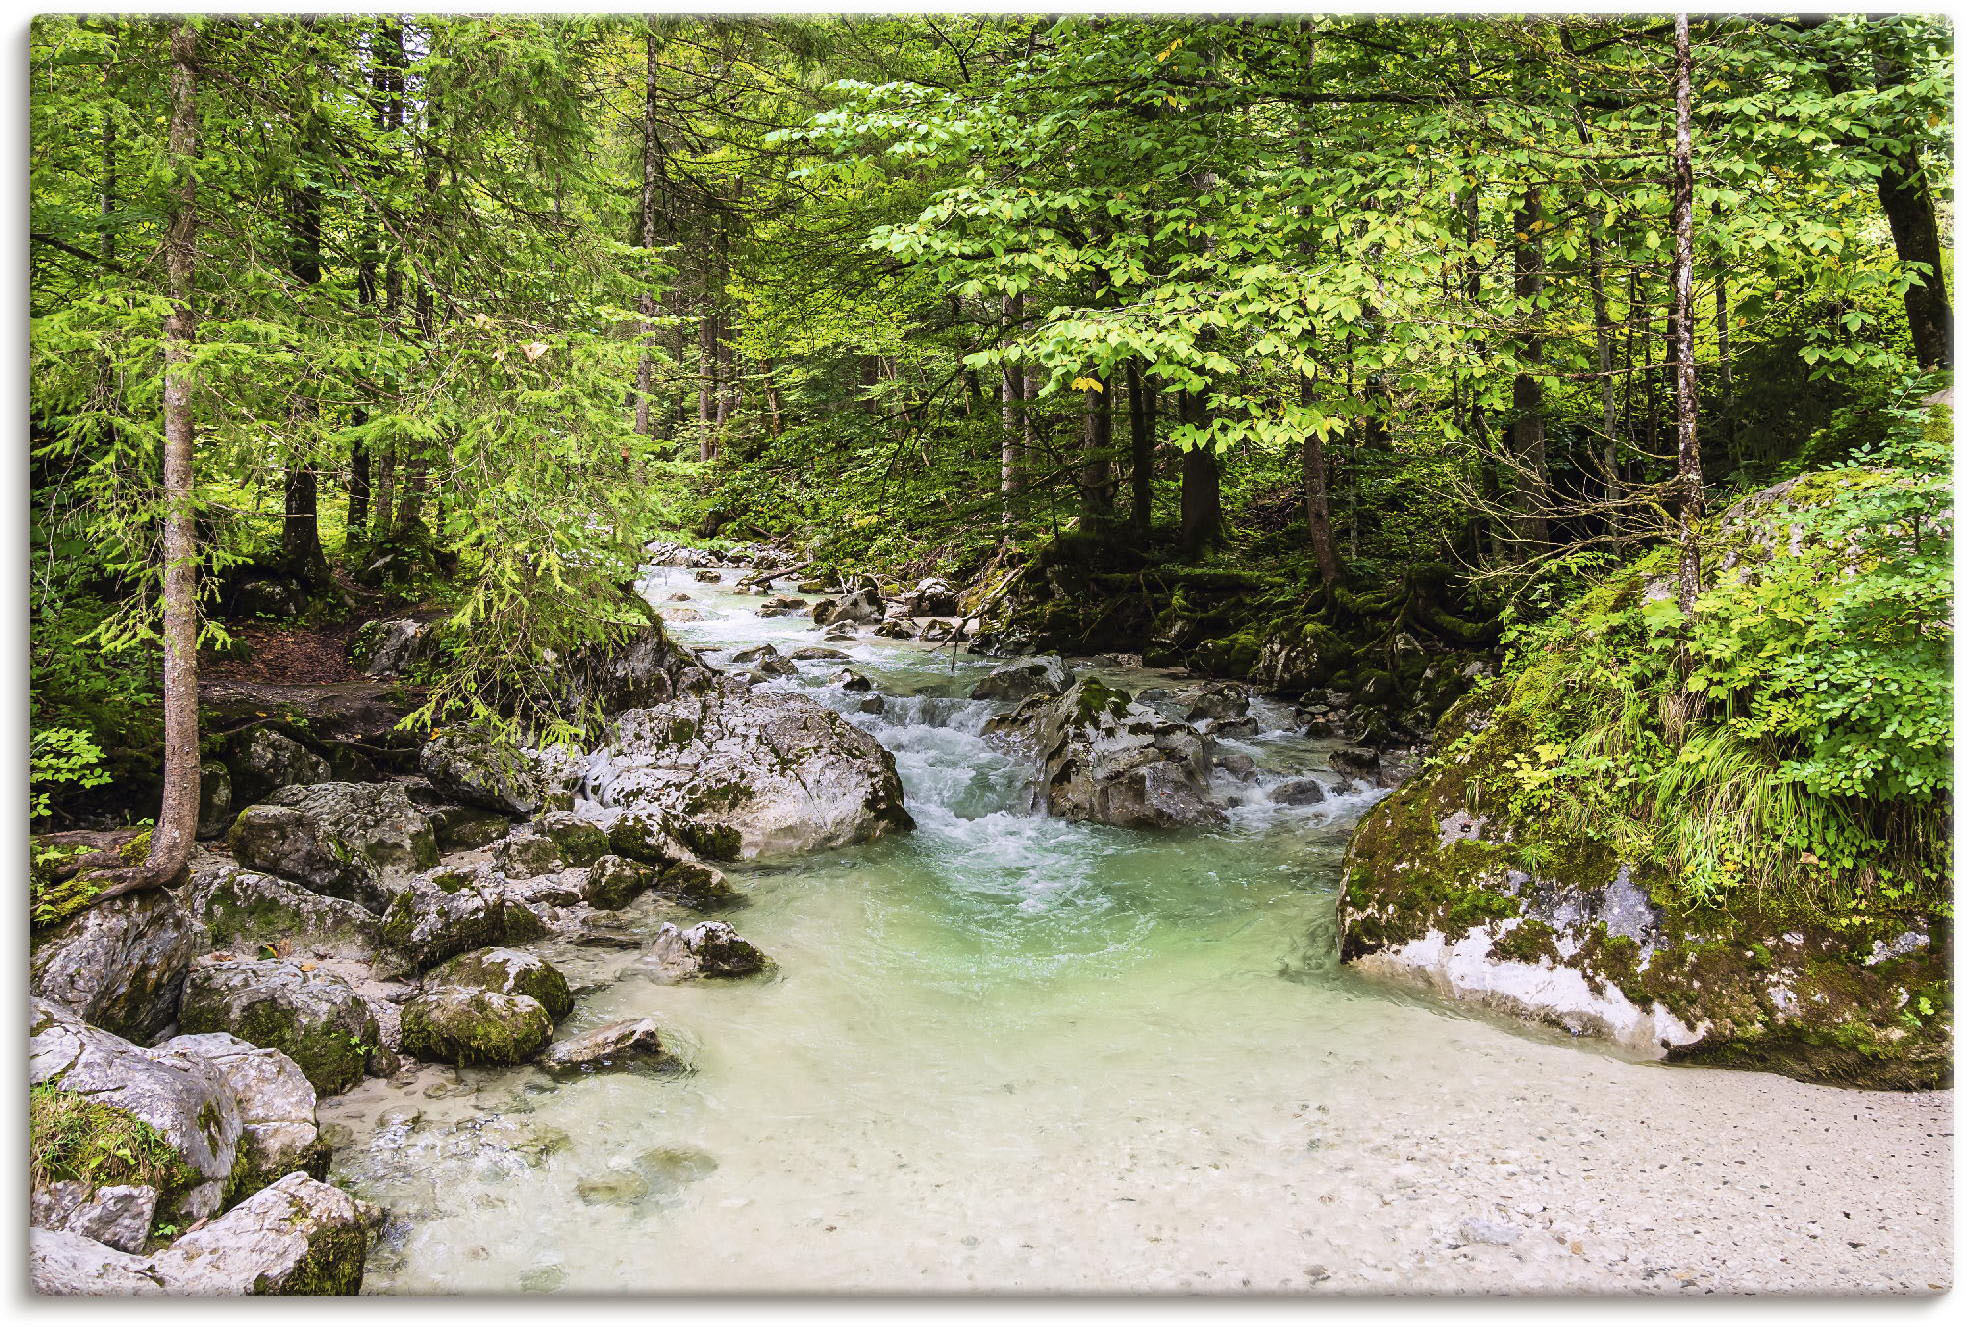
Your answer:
[1000,291,1024,521]
[103,17,201,897]
[1127,360,1154,535]
[1510,186,1550,550]
[1299,376,1339,585]
[1178,390,1221,555]
[1671,13,1704,620]
[279,140,330,586]
[1870,42,1952,369]
[1078,372,1114,535]
[633,27,663,436]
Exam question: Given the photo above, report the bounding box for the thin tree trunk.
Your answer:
[1715,266,1733,469]
[1585,228,1622,538]
[1078,372,1114,534]
[1000,291,1024,522]
[105,17,200,896]
[1511,186,1550,551]
[280,139,330,586]
[1127,360,1154,535]
[1299,376,1339,585]
[634,28,663,437]
[1671,13,1704,620]
[762,357,783,438]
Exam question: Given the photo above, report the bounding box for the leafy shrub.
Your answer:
[29,1084,198,1199]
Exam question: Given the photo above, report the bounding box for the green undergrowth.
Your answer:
[1467,400,1950,920]
[29,1084,200,1201]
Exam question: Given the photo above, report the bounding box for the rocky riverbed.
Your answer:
[30,549,1952,1295]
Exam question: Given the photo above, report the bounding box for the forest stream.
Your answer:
[318,565,1950,1295]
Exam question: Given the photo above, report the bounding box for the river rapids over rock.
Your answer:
[322,566,1951,1295]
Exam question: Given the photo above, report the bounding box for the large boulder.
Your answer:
[1340,692,1953,1089]
[1027,678,1225,830]
[30,890,197,1044]
[901,576,960,617]
[227,783,438,911]
[427,947,573,1021]
[224,727,334,807]
[353,617,436,679]
[399,987,553,1066]
[178,865,382,962]
[419,732,552,815]
[31,1000,241,1222]
[376,868,548,975]
[811,586,882,627]
[971,655,1072,702]
[178,959,382,1095]
[155,1033,326,1194]
[583,684,912,859]
[146,1171,379,1295]
[566,624,718,718]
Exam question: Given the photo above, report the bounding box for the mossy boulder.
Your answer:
[399,987,554,1066]
[144,1171,381,1295]
[420,731,551,816]
[375,869,548,976]
[585,854,658,910]
[179,865,382,962]
[178,959,382,1095]
[535,811,610,866]
[428,947,573,1021]
[1340,695,1951,1090]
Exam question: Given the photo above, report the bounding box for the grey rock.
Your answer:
[647,920,768,979]
[830,667,874,692]
[971,654,1072,702]
[421,732,549,815]
[178,865,381,962]
[426,802,513,854]
[227,783,438,911]
[29,1227,166,1295]
[584,688,912,859]
[585,854,658,910]
[791,646,848,661]
[534,810,610,866]
[225,727,333,806]
[1215,752,1258,781]
[30,999,241,1222]
[376,869,548,975]
[1330,746,1384,787]
[157,1032,325,1192]
[147,1171,379,1295]
[32,1181,159,1255]
[30,889,197,1044]
[1271,778,1326,807]
[491,829,564,880]
[198,760,234,839]
[901,576,960,617]
[355,618,434,679]
[692,567,721,583]
[1185,681,1251,723]
[540,1017,668,1074]
[1458,1218,1522,1247]
[1029,679,1226,830]
[178,959,381,1095]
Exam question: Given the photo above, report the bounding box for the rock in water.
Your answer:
[428,947,573,1021]
[227,783,438,911]
[971,655,1072,702]
[146,1172,380,1295]
[30,890,197,1044]
[540,1018,669,1075]
[901,576,960,617]
[178,958,382,1095]
[584,685,912,859]
[398,987,554,1066]
[1340,689,1952,1089]
[1029,678,1226,830]
[646,920,768,979]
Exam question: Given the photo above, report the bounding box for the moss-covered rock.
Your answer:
[399,987,553,1066]
[428,947,573,1021]
[178,959,382,1095]
[1340,682,1951,1091]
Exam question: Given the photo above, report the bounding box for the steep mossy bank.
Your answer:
[1339,460,1952,1090]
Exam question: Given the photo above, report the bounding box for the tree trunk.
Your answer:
[1871,48,1952,368]
[279,145,330,586]
[105,17,201,897]
[1078,372,1114,535]
[633,28,663,436]
[1127,360,1154,535]
[1671,13,1704,620]
[1000,291,1023,522]
[1510,186,1550,551]
[1299,376,1339,585]
[1178,390,1221,555]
